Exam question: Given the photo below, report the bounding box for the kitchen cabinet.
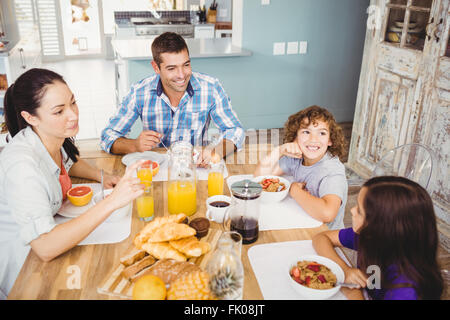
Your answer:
[347,0,450,249]
[194,24,215,39]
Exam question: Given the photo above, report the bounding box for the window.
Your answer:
[102,0,180,34]
[385,0,434,51]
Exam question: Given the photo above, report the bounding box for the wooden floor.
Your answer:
[76,122,449,299]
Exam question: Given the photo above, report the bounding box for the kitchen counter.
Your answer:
[111,37,252,60]
[0,40,18,57]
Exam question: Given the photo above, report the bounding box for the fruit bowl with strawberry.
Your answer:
[287,255,344,299]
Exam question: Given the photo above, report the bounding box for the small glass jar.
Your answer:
[167,141,197,216]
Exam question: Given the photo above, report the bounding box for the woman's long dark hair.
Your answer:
[4,68,79,162]
[358,176,443,299]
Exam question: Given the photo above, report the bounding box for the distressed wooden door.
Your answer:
[348,0,448,176]
[348,0,450,248]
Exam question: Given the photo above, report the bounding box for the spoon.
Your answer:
[336,282,361,289]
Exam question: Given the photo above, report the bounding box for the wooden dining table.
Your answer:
[8,144,356,300]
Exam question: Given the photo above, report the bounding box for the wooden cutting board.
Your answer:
[97,228,222,299]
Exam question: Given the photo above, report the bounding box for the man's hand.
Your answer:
[134,130,163,152]
[196,146,221,168]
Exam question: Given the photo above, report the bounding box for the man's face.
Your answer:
[152,49,192,94]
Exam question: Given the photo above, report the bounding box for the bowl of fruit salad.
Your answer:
[288,255,344,299]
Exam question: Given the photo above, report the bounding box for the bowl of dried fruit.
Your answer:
[288,255,345,300]
[253,175,291,203]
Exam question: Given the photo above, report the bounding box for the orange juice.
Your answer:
[168,181,197,216]
[137,168,153,188]
[208,172,224,197]
[136,194,154,221]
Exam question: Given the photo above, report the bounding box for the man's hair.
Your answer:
[151,32,189,67]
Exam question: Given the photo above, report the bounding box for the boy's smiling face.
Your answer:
[296,119,332,166]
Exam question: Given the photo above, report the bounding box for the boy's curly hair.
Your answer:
[283,105,347,160]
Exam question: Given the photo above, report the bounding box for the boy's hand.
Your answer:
[280,142,302,159]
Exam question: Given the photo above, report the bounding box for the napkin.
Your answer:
[55,183,132,245]
[226,175,322,230]
[248,240,350,300]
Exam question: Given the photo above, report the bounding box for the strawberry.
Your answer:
[318,275,327,283]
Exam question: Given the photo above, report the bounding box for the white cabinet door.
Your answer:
[194,25,215,39]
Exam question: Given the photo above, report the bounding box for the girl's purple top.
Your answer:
[338,228,418,300]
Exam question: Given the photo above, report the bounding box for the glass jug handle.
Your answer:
[222,202,234,231]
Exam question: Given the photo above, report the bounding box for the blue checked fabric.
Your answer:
[100,72,245,153]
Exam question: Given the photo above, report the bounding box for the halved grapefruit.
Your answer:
[67,185,93,206]
[152,161,159,176]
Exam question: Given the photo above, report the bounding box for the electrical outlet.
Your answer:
[262,0,270,5]
[273,42,286,55]
[287,41,299,55]
[219,9,227,18]
[299,41,308,54]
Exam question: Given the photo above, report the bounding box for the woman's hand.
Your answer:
[280,142,302,159]
[344,267,368,289]
[104,160,145,210]
[102,172,120,189]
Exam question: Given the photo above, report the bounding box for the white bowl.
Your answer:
[93,189,132,222]
[287,255,345,300]
[253,175,291,203]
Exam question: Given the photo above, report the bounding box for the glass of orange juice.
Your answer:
[137,160,153,188]
[168,180,197,216]
[136,185,154,221]
[208,163,224,197]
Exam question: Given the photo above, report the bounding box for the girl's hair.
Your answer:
[358,176,443,300]
[4,68,79,162]
[283,105,346,160]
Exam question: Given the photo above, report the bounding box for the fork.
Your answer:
[100,169,105,200]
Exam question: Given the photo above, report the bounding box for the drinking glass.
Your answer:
[137,160,153,188]
[136,184,154,222]
[208,162,224,197]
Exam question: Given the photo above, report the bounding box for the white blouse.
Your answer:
[0,126,73,298]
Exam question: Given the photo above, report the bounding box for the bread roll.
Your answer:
[145,223,196,243]
[169,236,211,258]
[121,255,156,280]
[141,242,187,262]
[119,248,147,267]
[134,213,187,248]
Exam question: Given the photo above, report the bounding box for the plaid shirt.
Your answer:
[100,72,245,153]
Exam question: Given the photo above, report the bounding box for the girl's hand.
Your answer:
[344,267,368,289]
[280,142,302,159]
[102,173,120,189]
[105,160,145,210]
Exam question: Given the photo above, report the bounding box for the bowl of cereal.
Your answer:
[253,175,290,203]
[288,255,345,300]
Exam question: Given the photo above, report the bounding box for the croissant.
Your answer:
[141,242,187,262]
[134,213,187,248]
[145,223,196,243]
[169,236,211,258]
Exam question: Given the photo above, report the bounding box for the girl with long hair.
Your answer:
[313,176,444,299]
[0,68,145,298]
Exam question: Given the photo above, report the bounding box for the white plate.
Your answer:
[121,151,167,167]
[58,183,101,218]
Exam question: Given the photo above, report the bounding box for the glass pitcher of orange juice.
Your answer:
[167,141,197,216]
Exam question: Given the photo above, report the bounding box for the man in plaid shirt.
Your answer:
[100,32,245,167]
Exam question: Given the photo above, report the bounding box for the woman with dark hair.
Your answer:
[0,68,146,298]
[313,176,444,300]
